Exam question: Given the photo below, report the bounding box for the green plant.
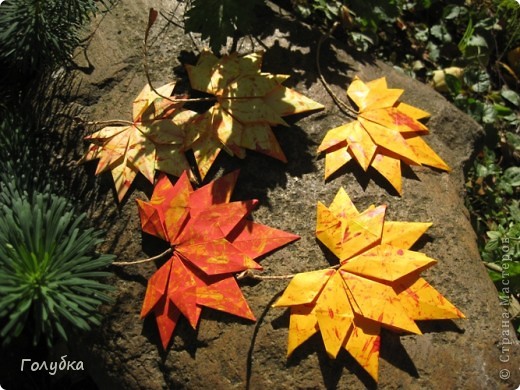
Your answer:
[466,145,520,331]
[467,147,520,261]
[0,0,110,84]
[0,116,45,195]
[183,0,264,54]
[0,72,87,199]
[289,0,401,50]
[0,184,114,347]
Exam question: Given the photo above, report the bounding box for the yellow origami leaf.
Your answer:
[318,76,450,194]
[286,305,319,357]
[395,276,465,320]
[186,50,324,178]
[274,187,464,381]
[340,271,422,334]
[82,82,196,202]
[344,316,381,381]
[314,271,354,358]
[381,221,432,249]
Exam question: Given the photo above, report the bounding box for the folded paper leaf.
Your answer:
[81,82,196,201]
[186,51,324,178]
[138,171,299,349]
[317,76,450,194]
[83,51,324,201]
[273,187,464,381]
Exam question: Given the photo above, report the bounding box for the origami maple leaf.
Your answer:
[273,187,464,381]
[317,77,450,194]
[82,83,197,201]
[185,50,324,178]
[137,170,299,349]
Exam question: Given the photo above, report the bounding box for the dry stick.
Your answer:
[142,8,214,105]
[112,247,173,266]
[316,22,357,120]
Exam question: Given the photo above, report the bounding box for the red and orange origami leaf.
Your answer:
[273,187,464,381]
[317,77,450,194]
[82,83,197,201]
[137,170,299,349]
[185,51,324,178]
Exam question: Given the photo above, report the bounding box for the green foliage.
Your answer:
[290,0,401,50]
[291,0,343,21]
[0,70,87,200]
[467,146,520,259]
[184,0,264,54]
[0,0,109,82]
[466,144,520,330]
[0,115,48,196]
[0,0,114,351]
[0,183,114,347]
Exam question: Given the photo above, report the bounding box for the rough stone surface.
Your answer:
[61,1,520,388]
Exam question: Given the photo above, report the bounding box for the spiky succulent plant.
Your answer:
[0,184,114,346]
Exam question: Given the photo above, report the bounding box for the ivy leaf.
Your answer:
[138,171,299,349]
[81,83,197,202]
[274,187,464,381]
[185,51,324,178]
[318,76,450,194]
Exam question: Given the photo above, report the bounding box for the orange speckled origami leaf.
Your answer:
[185,51,324,178]
[138,171,299,349]
[81,82,197,202]
[273,187,464,381]
[317,76,450,194]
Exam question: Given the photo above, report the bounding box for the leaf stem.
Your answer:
[316,22,358,119]
[143,8,214,104]
[112,248,173,266]
[236,264,340,281]
[83,119,135,126]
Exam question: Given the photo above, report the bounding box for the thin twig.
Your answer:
[143,8,213,104]
[159,9,184,30]
[236,263,341,281]
[82,118,135,126]
[159,5,201,53]
[245,290,283,390]
[236,269,295,280]
[316,22,357,119]
[112,248,173,266]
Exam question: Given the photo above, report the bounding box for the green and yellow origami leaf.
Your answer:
[81,82,197,201]
[273,187,464,381]
[186,50,324,178]
[317,77,450,194]
[137,170,299,349]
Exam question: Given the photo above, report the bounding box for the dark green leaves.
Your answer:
[0,186,114,347]
[184,0,264,54]
[0,0,110,79]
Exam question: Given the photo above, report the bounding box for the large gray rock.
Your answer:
[68,1,519,388]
